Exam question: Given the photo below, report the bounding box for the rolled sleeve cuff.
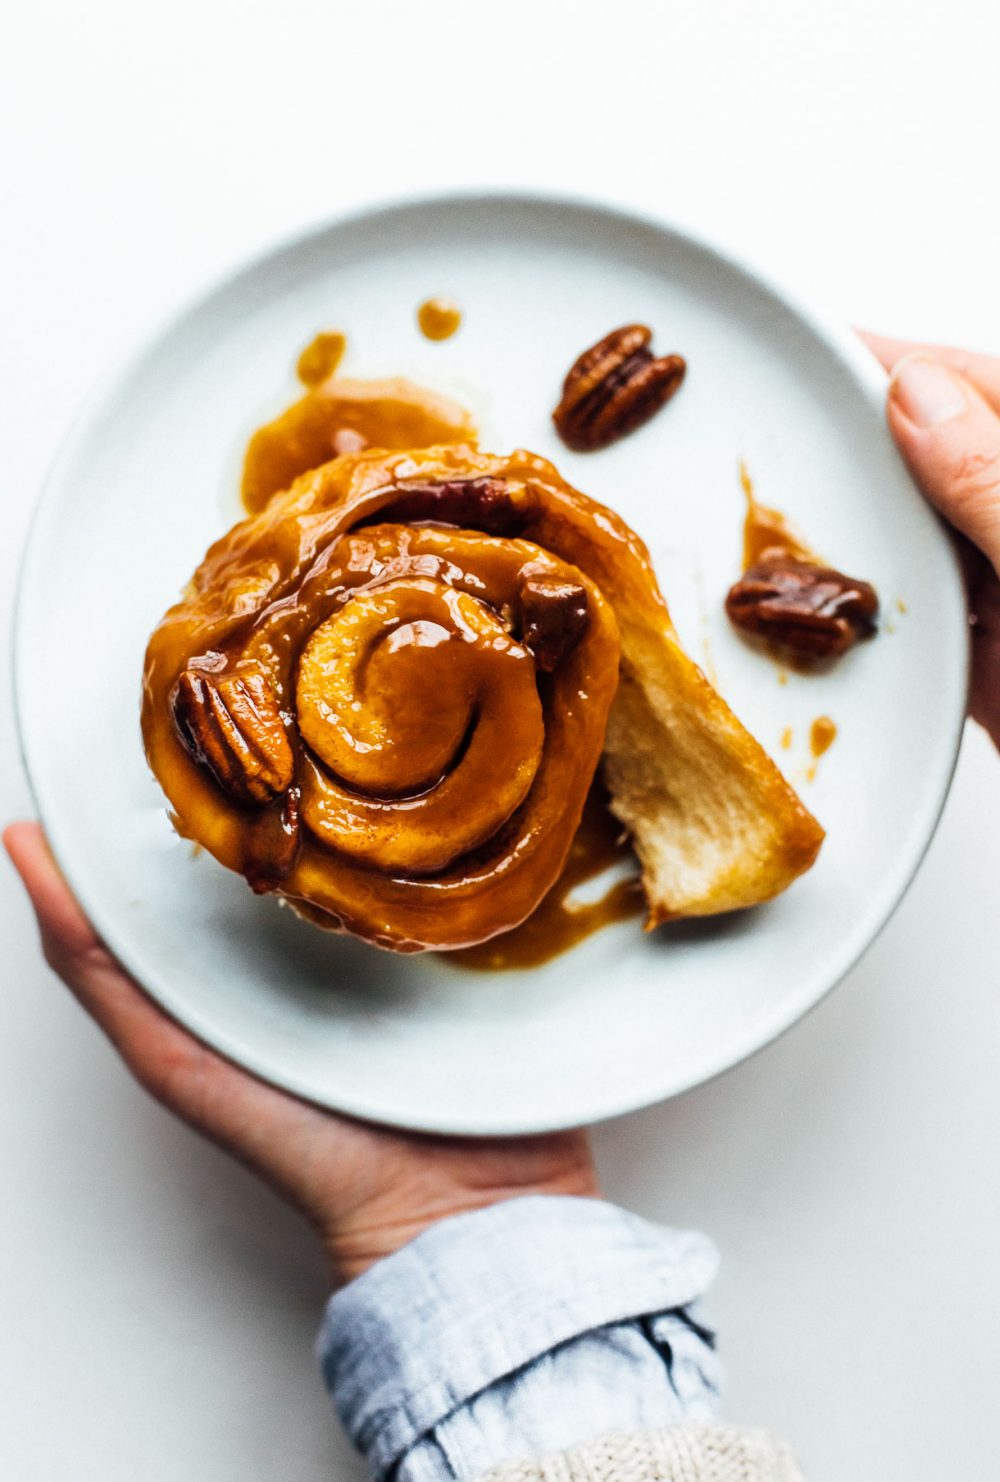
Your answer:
[317,1195,719,1479]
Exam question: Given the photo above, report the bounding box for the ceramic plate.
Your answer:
[14,192,967,1133]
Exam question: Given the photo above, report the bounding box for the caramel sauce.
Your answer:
[738,462,824,674]
[448,786,642,971]
[809,715,837,758]
[740,461,815,568]
[780,726,793,750]
[241,375,476,513]
[805,715,837,781]
[296,331,346,387]
[417,296,463,341]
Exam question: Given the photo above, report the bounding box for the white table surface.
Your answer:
[2,2,998,1477]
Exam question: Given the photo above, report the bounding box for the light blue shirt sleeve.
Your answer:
[316,1195,722,1481]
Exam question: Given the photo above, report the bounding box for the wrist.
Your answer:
[322,1129,598,1285]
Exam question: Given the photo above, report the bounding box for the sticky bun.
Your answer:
[143,445,823,951]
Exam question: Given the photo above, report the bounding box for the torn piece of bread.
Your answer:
[603,636,823,925]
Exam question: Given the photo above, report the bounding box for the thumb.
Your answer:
[886,354,1000,574]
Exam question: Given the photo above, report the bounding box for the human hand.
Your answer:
[4,823,597,1284]
[860,332,1000,749]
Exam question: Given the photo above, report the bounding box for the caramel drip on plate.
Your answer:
[448,786,642,971]
[805,715,837,781]
[809,715,837,758]
[296,331,346,387]
[417,297,463,341]
[740,461,816,568]
[241,375,476,513]
[737,461,831,673]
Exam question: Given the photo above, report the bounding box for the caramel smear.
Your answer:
[417,297,463,342]
[296,331,346,387]
[740,461,815,568]
[809,715,837,758]
[780,726,793,750]
[806,715,837,780]
[737,462,816,673]
[449,785,643,971]
[241,376,476,513]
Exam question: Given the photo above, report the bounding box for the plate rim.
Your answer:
[12,186,970,1134]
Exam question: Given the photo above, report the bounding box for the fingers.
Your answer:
[859,331,1000,417]
[861,336,1000,749]
[876,355,1000,574]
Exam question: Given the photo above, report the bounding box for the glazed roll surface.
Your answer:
[143,447,623,950]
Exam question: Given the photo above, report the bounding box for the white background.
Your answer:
[2,2,998,1478]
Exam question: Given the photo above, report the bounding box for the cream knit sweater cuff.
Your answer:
[474,1423,803,1482]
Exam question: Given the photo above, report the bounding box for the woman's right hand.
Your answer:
[861,333,1000,751]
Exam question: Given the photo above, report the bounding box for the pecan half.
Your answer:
[517,575,589,670]
[172,667,294,804]
[725,558,879,660]
[553,324,686,451]
[244,786,302,893]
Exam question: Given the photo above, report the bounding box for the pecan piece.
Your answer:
[517,575,589,670]
[172,667,294,804]
[725,558,879,660]
[244,787,302,893]
[370,477,525,536]
[553,324,686,451]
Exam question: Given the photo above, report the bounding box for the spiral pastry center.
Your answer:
[295,577,546,875]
